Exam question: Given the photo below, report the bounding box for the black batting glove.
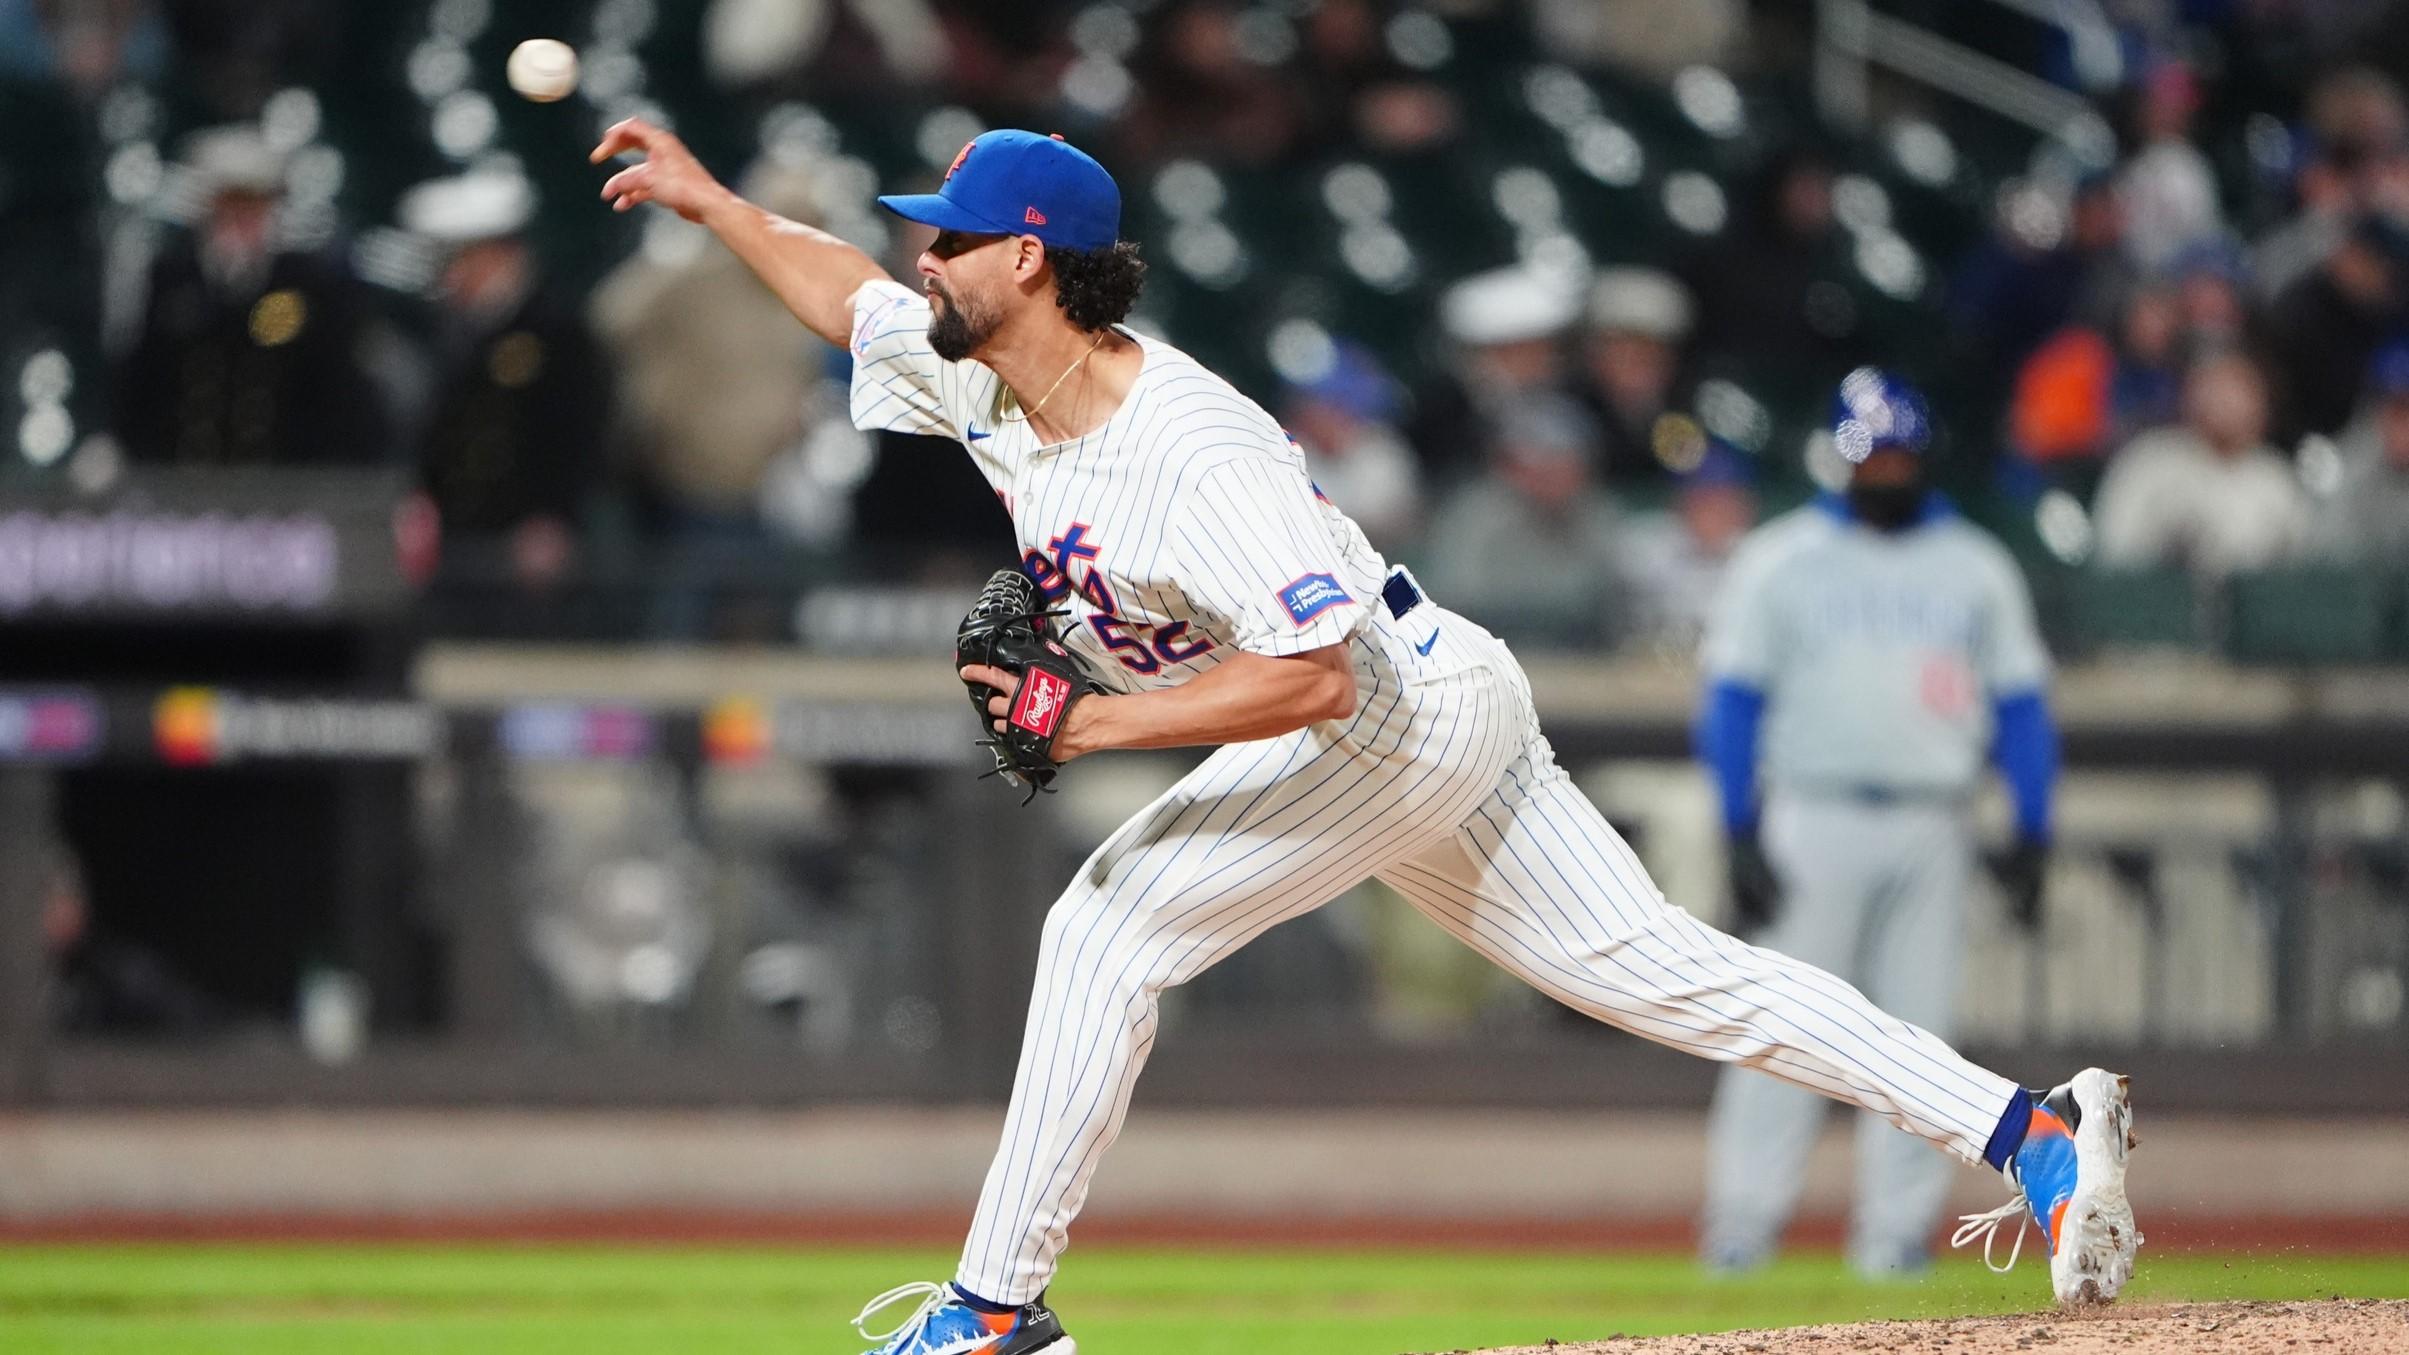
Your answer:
[1991,836,2050,931]
[1726,828,1781,934]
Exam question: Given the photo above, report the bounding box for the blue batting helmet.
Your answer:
[1830,367,1933,463]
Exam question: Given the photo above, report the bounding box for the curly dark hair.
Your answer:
[1045,241,1146,332]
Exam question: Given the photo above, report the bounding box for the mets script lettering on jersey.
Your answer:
[1021,524,1219,677]
[1279,573,1353,625]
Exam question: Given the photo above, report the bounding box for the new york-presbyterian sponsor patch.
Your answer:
[1278,573,1354,626]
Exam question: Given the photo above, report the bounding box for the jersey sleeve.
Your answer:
[1171,458,1369,657]
[846,279,959,438]
[1972,540,2051,695]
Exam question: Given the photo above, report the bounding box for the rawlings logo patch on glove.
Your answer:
[956,568,1107,802]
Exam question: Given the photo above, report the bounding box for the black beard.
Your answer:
[1848,480,1926,532]
[926,285,998,362]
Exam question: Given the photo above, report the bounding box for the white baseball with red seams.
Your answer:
[505,38,579,102]
[847,277,2027,1307]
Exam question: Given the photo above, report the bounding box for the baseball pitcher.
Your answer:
[590,122,2138,1355]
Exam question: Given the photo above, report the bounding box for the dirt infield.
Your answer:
[1470,1299,2409,1354]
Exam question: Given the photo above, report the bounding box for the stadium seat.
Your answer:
[2225,567,2389,665]
[2061,568,2202,654]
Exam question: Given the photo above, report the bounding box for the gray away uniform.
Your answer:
[1696,501,2051,1273]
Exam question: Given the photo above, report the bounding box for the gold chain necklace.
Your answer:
[998,331,1107,425]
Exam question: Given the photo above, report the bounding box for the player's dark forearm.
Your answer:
[699,194,890,349]
[1068,647,1355,755]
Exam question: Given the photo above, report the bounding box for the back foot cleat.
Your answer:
[1951,1068,2142,1305]
[853,1282,1074,1355]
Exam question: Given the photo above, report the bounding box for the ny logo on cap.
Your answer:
[945,140,974,182]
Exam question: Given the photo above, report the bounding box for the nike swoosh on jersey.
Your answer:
[967,426,992,441]
[1416,629,1440,656]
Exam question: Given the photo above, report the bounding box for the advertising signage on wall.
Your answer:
[0,470,413,621]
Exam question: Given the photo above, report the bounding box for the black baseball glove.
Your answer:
[956,567,1107,803]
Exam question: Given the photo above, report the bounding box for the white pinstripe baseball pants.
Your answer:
[956,609,2019,1304]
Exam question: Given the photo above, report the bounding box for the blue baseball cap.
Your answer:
[2370,339,2409,399]
[1830,367,1933,462]
[1683,439,1756,488]
[877,130,1121,253]
[1289,340,1401,422]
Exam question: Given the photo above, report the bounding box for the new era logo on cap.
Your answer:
[877,129,1120,253]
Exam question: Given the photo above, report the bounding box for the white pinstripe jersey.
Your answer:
[848,279,1401,695]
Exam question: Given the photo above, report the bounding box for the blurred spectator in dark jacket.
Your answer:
[2315,340,2409,566]
[2117,61,2225,274]
[2093,350,2308,579]
[1949,173,2130,372]
[402,170,611,594]
[1617,439,1757,653]
[43,851,222,1035]
[0,0,167,100]
[1296,0,1460,156]
[1424,393,1624,646]
[2266,213,2409,439]
[1410,263,1581,486]
[1684,144,1870,405]
[2252,67,2409,302]
[1119,0,1307,168]
[1580,266,1696,485]
[115,127,391,468]
[1281,339,1422,552]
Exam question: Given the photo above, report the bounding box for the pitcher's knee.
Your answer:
[1035,892,1160,990]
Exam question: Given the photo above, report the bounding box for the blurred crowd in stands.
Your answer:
[5,0,2409,651]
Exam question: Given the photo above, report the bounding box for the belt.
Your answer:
[1381,570,1422,619]
[1785,782,1971,807]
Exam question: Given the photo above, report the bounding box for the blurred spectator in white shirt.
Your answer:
[2118,62,2226,274]
[2093,350,2310,578]
[1409,263,1581,485]
[593,161,849,537]
[2315,341,2409,566]
[1424,394,1624,646]
[1618,439,1758,653]
[1280,339,1422,552]
[1533,0,1742,81]
[1581,266,1696,484]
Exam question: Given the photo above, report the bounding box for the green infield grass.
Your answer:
[4,1244,2404,1354]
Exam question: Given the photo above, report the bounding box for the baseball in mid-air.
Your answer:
[506,38,579,102]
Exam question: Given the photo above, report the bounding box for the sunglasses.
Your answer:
[927,229,1020,260]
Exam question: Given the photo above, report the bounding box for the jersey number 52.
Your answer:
[1089,616,1214,674]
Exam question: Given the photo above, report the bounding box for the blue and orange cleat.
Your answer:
[1952,1068,2142,1304]
[852,1282,1074,1355]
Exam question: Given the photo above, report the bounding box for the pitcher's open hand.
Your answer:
[592,117,729,221]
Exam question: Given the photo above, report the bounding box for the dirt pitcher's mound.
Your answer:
[1470,1298,2407,1355]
